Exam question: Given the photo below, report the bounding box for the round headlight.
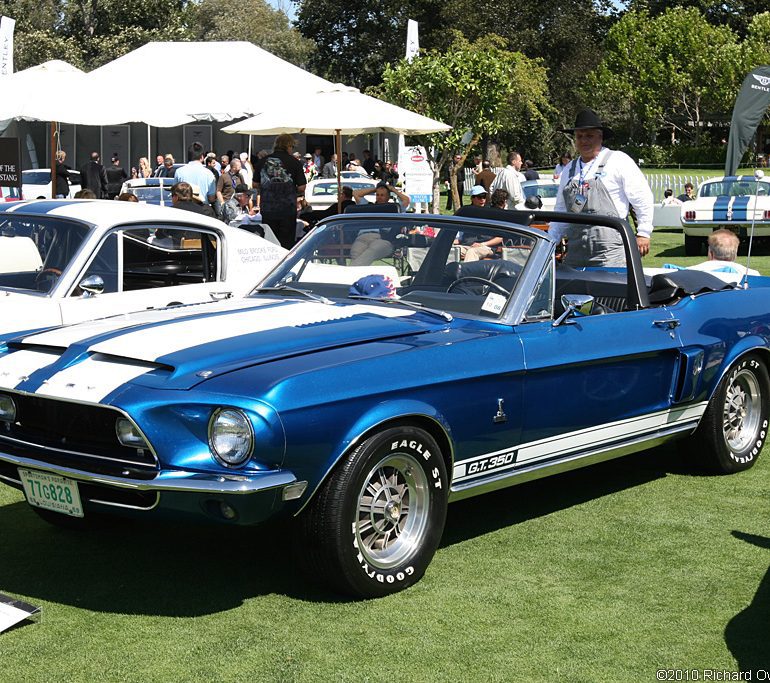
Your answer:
[0,394,16,422]
[208,408,254,467]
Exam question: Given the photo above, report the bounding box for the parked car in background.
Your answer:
[0,186,22,202]
[0,206,766,598]
[304,177,378,211]
[681,174,770,254]
[517,178,560,210]
[0,199,285,338]
[119,177,176,205]
[21,169,81,199]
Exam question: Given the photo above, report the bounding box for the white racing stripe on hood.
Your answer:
[85,302,414,363]
[24,297,274,350]
[0,349,61,390]
[35,356,157,402]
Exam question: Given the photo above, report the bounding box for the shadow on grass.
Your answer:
[0,443,691,613]
[724,531,770,672]
[442,442,688,547]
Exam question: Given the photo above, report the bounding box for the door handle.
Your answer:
[653,319,681,330]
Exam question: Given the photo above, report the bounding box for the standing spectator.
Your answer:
[216,157,246,209]
[156,154,175,178]
[79,151,108,198]
[303,153,317,182]
[205,152,221,173]
[312,147,325,173]
[551,108,654,265]
[472,154,483,174]
[322,154,338,179]
[105,155,128,200]
[54,150,71,198]
[678,182,695,202]
[362,149,375,176]
[380,160,399,186]
[169,182,215,218]
[254,134,307,249]
[239,153,254,188]
[138,157,152,179]
[554,152,573,179]
[221,183,255,224]
[220,154,230,173]
[152,154,165,177]
[174,142,217,207]
[523,160,540,180]
[206,155,220,181]
[490,188,509,209]
[490,152,524,209]
[474,160,497,192]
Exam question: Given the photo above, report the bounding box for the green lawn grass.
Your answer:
[1,200,768,681]
[0,443,766,682]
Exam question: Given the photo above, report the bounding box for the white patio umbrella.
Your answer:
[221,86,450,210]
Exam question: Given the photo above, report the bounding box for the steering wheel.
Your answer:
[35,267,62,292]
[447,276,509,296]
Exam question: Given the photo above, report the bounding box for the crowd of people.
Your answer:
[53,108,743,271]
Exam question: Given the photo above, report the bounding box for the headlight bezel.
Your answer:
[0,394,17,423]
[115,417,149,449]
[208,407,255,468]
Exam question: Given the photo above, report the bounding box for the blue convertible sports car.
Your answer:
[0,207,767,597]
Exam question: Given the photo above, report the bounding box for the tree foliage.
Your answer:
[191,0,314,66]
[372,32,551,210]
[585,8,755,144]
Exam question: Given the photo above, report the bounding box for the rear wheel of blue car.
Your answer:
[691,354,769,473]
[300,425,448,598]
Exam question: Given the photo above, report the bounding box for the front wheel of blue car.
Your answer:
[299,425,448,598]
[690,354,769,474]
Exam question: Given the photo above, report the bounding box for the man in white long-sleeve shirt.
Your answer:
[490,151,524,209]
[550,109,654,267]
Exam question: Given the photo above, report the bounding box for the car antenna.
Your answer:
[740,168,764,289]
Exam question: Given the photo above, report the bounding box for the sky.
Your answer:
[267,0,297,22]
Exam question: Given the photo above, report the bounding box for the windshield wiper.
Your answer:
[349,295,453,322]
[252,285,333,305]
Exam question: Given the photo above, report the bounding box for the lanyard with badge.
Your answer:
[574,152,601,209]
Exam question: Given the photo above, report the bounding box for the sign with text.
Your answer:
[398,145,433,203]
[0,137,21,187]
[0,16,14,76]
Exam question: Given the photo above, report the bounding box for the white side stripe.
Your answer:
[452,403,708,482]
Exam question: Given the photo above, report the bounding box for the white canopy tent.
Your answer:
[220,86,451,137]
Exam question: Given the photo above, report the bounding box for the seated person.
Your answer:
[490,188,509,209]
[353,182,410,211]
[661,188,682,206]
[687,229,758,281]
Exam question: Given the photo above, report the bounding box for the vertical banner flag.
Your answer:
[0,16,15,76]
[725,65,770,176]
[401,21,421,205]
[406,20,419,62]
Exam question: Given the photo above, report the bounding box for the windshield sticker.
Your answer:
[481,293,506,315]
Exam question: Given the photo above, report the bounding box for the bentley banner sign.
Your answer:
[0,137,21,187]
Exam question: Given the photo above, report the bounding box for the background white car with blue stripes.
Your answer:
[681,174,770,255]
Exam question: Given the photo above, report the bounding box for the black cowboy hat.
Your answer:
[561,108,613,138]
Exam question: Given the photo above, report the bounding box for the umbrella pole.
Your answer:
[336,128,342,214]
[147,124,151,166]
[50,121,57,198]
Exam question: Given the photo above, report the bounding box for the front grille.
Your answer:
[0,392,158,479]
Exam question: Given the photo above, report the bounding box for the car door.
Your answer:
[514,306,684,468]
[58,225,224,325]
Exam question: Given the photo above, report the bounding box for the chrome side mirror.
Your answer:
[553,294,595,327]
[79,274,105,297]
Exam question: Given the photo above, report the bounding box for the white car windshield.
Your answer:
[699,180,770,197]
[258,215,538,320]
[0,216,90,294]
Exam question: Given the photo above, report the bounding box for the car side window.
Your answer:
[122,227,219,291]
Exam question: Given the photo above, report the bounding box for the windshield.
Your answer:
[128,187,169,204]
[699,179,770,197]
[258,216,539,320]
[23,171,52,185]
[312,182,374,196]
[0,215,90,294]
[524,184,559,199]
